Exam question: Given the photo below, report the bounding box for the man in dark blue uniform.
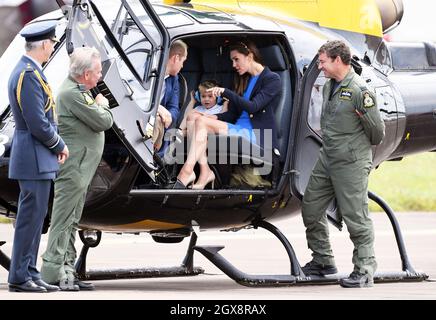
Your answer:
[7,20,69,293]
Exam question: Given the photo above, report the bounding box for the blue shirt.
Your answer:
[230,75,259,143]
[233,75,259,129]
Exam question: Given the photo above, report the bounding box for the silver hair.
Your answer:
[25,40,45,52]
[69,47,101,78]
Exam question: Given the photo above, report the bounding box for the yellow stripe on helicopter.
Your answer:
[113,219,185,231]
[163,0,383,37]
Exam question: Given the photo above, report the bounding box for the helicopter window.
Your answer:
[373,41,393,75]
[94,0,161,82]
[89,0,164,111]
[307,75,327,137]
[177,7,235,24]
[152,5,195,29]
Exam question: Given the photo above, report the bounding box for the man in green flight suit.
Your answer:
[301,40,385,288]
[41,47,113,291]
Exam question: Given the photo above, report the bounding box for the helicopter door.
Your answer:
[67,0,169,180]
[290,56,343,228]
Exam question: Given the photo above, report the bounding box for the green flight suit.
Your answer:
[302,69,385,278]
[41,76,113,284]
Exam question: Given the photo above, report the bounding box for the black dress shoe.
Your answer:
[9,280,47,293]
[339,271,374,288]
[301,260,338,276]
[172,173,196,189]
[74,279,95,291]
[55,279,80,291]
[172,179,187,189]
[34,279,60,292]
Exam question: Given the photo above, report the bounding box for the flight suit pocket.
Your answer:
[348,140,371,161]
[326,144,355,164]
[347,143,357,162]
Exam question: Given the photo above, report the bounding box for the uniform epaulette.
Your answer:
[24,63,35,72]
[17,65,56,117]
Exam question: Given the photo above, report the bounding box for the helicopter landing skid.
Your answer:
[75,230,204,281]
[194,245,427,287]
[0,241,10,271]
[77,265,204,281]
[194,199,429,287]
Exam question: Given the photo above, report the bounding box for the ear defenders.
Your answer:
[194,90,224,105]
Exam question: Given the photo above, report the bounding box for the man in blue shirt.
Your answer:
[152,40,188,151]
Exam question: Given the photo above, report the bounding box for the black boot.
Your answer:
[301,260,338,276]
[339,271,373,288]
[74,278,95,291]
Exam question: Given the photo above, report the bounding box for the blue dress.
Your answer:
[227,75,258,144]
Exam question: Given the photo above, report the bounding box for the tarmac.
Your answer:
[0,211,435,300]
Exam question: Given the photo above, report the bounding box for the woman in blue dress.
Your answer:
[176,41,281,189]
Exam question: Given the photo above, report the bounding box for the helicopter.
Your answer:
[0,0,433,286]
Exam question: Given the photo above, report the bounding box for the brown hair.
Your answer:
[229,40,263,95]
[318,40,351,65]
[198,79,219,93]
[169,39,188,58]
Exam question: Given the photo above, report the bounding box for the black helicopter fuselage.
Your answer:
[1,1,436,238]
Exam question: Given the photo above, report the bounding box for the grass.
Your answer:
[0,216,13,224]
[369,152,436,212]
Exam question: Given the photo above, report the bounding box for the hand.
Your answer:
[58,145,69,164]
[205,114,218,120]
[355,109,365,117]
[192,110,204,116]
[95,93,109,107]
[207,87,225,98]
[157,105,172,128]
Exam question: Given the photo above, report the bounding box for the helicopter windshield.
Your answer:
[76,0,164,111]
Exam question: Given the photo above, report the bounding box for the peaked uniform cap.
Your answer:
[20,20,59,43]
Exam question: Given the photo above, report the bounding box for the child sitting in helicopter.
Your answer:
[179,79,228,134]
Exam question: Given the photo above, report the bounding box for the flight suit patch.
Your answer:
[339,88,353,100]
[82,92,94,105]
[363,91,375,108]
